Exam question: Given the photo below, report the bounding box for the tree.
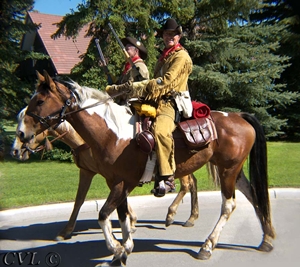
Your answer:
[0,0,49,158]
[250,0,300,140]
[39,0,298,137]
[51,0,196,87]
[0,0,50,119]
[181,0,298,137]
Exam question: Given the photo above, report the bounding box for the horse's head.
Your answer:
[18,70,74,143]
[11,106,52,160]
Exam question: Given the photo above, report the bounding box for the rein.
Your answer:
[26,82,127,130]
[22,131,69,154]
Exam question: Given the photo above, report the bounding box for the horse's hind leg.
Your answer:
[56,169,95,240]
[166,174,199,227]
[236,170,275,251]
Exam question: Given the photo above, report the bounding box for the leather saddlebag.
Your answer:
[136,130,155,154]
[178,118,211,148]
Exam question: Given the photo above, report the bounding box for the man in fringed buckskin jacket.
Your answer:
[107,19,193,197]
[146,18,193,197]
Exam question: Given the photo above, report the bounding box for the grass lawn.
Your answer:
[0,142,299,210]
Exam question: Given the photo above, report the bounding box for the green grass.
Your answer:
[0,142,299,210]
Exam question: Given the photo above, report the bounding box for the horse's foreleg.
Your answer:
[166,174,199,227]
[184,173,199,227]
[117,198,134,255]
[198,193,236,260]
[98,183,131,266]
[56,169,95,240]
[128,203,138,233]
[236,170,275,252]
[166,175,189,226]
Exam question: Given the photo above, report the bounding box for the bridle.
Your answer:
[26,80,128,131]
[26,88,77,130]
[21,131,68,154]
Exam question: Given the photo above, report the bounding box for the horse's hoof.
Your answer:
[258,241,273,252]
[182,220,194,227]
[109,254,127,266]
[110,259,122,266]
[165,218,174,227]
[197,249,212,260]
[55,235,65,241]
[131,227,137,234]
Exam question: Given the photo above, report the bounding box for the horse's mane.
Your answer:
[66,80,112,105]
[63,80,135,141]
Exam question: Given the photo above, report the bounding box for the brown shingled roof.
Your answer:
[28,12,91,74]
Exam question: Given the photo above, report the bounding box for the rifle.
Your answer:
[95,38,113,85]
[108,22,143,81]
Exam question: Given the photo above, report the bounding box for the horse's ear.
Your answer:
[36,71,45,82]
[43,70,56,91]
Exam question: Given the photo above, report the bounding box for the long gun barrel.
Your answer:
[95,38,113,85]
[108,23,144,82]
[108,23,135,67]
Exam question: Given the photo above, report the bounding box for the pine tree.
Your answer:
[183,0,298,137]
[46,0,297,137]
[0,0,48,120]
[250,0,300,140]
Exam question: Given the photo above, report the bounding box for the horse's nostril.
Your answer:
[18,131,24,140]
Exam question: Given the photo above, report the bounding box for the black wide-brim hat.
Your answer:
[156,18,183,37]
[121,37,148,60]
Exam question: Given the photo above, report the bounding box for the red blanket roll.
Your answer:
[192,101,210,119]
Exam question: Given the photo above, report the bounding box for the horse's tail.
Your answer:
[206,163,220,186]
[240,112,271,225]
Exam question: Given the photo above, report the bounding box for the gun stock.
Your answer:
[95,38,113,85]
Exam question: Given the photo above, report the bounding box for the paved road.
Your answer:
[0,189,299,267]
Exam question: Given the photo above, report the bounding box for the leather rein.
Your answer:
[23,81,127,155]
[26,81,126,130]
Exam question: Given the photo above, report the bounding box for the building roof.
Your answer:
[25,12,91,74]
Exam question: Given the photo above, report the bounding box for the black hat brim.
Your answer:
[121,37,148,60]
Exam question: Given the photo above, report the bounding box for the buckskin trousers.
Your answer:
[152,100,176,176]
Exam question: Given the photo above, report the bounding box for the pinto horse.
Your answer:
[11,107,199,239]
[18,71,275,265]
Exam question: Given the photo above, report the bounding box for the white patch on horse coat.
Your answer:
[72,83,135,142]
[215,111,229,117]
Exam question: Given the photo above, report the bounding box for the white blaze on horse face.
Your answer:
[16,107,27,135]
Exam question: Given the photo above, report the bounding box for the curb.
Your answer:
[0,188,299,227]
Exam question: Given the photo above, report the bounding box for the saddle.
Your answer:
[135,107,217,154]
[135,101,218,186]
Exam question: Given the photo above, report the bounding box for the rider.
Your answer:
[105,20,193,197]
[145,18,193,197]
[106,36,149,105]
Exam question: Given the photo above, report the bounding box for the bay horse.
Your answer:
[11,107,199,239]
[18,71,275,265]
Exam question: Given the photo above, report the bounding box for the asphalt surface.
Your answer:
[0,189,299,267]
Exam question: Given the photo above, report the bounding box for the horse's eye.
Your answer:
[37,100,44,106]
